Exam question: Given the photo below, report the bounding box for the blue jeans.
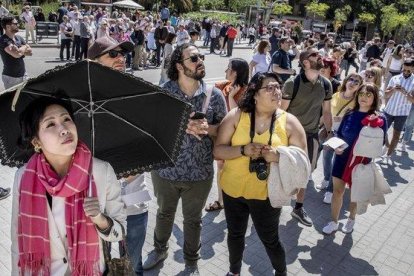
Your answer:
[403,105,414,143]
[126,212,148,276]
[322,147,334,193]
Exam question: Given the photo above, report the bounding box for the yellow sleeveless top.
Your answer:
[220,111,289,200]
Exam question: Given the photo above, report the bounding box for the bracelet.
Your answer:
[240,145,246,156]
[96,214,114,235]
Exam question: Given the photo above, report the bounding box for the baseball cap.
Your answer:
[88,36,133,59]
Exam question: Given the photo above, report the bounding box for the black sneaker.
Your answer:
[291,207,313,227]
[142,249,168,270]
[0,187,11,200]
[183,265,200,276]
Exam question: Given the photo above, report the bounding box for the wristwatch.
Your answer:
[240,145,246,156]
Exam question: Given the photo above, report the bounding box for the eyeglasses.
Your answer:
[358,91,374,98]
[182,54,205,63]
[9,22,18,26]
[307,52,320,58]
[348,77,361,85]
[365,73,374,79]
[103,49,126,59]
[260,84,282,93]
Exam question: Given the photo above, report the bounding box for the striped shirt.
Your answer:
[384,74,414,116]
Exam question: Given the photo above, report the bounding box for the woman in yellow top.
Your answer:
[319,73,363,204]
[214,72,307,276]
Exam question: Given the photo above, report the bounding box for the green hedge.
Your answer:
[185,11,242,25]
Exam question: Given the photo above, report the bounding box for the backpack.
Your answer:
[290,74,331,103]
[353,123,384,158]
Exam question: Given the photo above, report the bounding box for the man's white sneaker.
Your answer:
[322,221,338,234]
[316,180,329,190]
[323,191,333,204]
[401,142,407,152]
[341,218,355,234]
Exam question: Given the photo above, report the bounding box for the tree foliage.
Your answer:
[273,3,293,18]
[229,0,261,13]
[358,12,376,24]
[381,4,409,36]
[333,5,352,31]
[198,0,225,10]
[305,0,329,19]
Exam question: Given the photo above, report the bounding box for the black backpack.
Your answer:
[289,74,331,104]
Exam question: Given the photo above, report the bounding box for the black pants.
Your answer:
[155,41,164,66]
[60,39,71,60]
[72,35,81,60]
[210,37,217,53]
[345,60,359,76]
[223,192,286,275]
[80,37,89,59]
[249,34,255,45]
[0,24,3,36]
[227,38,235,56]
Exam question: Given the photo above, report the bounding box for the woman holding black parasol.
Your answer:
[10,97,126,275]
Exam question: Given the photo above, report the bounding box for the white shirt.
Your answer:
[385,74,414,116]
[0,5,9,18]
[176,30,189,46]
[251,53,271,74]
[388,57,403,72]
[70,19,81,36]
[19,11,34,26]
[382,47,393,67]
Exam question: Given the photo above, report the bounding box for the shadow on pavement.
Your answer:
[200,211,226,260]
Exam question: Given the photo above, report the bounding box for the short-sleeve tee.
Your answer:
[251,53,271,75]
[271,49,295,82]
[0,34,26,78]
[282,73,333,133]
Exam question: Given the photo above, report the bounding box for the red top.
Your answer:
[226,27,238,39]
[215,80,247,111]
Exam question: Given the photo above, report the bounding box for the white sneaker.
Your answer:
[316,180,329,190]
[341,218,355,234]
[401,142,407,152]
[323,191,333,204]
[323,221,338,234]
[380,154,391,165]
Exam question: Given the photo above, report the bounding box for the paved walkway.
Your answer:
[0,142,413,275]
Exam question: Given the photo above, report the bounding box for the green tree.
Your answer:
[198,0,225,10]
[273,3,293,18]
[381,4,409,37]
[358,12,376,40]
[229,0,260,13]
[305,0,329,20]
[333,5,352,32]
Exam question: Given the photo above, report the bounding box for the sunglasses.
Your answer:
[105,49,126,58]
[307,52,320,58]
[358,91,374,98]
[365,73,374,78]
[182,54,205,63]
[260,84,282,93]
[348,77,361,85]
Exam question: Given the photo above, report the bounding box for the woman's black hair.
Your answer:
[17,97,75,153]
[229,58,249,88]
[239,72,281,113]
[392,44,404,59]
[165,32,177,44]
[167,43,193,81]
[350,83,380,115]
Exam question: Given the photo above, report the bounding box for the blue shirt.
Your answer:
[155,80,227,181]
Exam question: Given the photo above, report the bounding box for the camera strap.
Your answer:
[249,111,277,146]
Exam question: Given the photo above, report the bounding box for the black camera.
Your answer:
[249,157,269,180]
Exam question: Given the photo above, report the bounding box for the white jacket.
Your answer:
[11,158,126,275]
[351,162,392,215]
[267,146,311,208]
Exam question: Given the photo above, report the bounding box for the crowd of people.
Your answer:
[1,3,414,276]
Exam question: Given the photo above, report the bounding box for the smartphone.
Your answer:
[191,112,206,120]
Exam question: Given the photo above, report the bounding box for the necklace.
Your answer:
[341,91,353,100]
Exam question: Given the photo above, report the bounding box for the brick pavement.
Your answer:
[0,142,413,275]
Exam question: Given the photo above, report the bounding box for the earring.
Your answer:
[34,144,41,153]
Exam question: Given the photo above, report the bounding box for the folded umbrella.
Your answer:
[0,60,192,178]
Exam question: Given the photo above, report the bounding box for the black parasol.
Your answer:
[0,60,192,178]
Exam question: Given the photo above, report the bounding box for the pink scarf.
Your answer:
[18,141,100,276]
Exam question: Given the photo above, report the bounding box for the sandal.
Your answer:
[205,201,224,212]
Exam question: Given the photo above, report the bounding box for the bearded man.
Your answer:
[280,48,333,227]
[142,43,227,276]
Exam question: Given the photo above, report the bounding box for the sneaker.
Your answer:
[323,191,333,204]
[380,154,391,165]
[291,207,313,227]
[316,180,329,190]
[183,265,200,276]
[142,250,168,270]
[401,141,407,152]
[0,187,11,200]
[341,218,355,234]
[322,221,338,234]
